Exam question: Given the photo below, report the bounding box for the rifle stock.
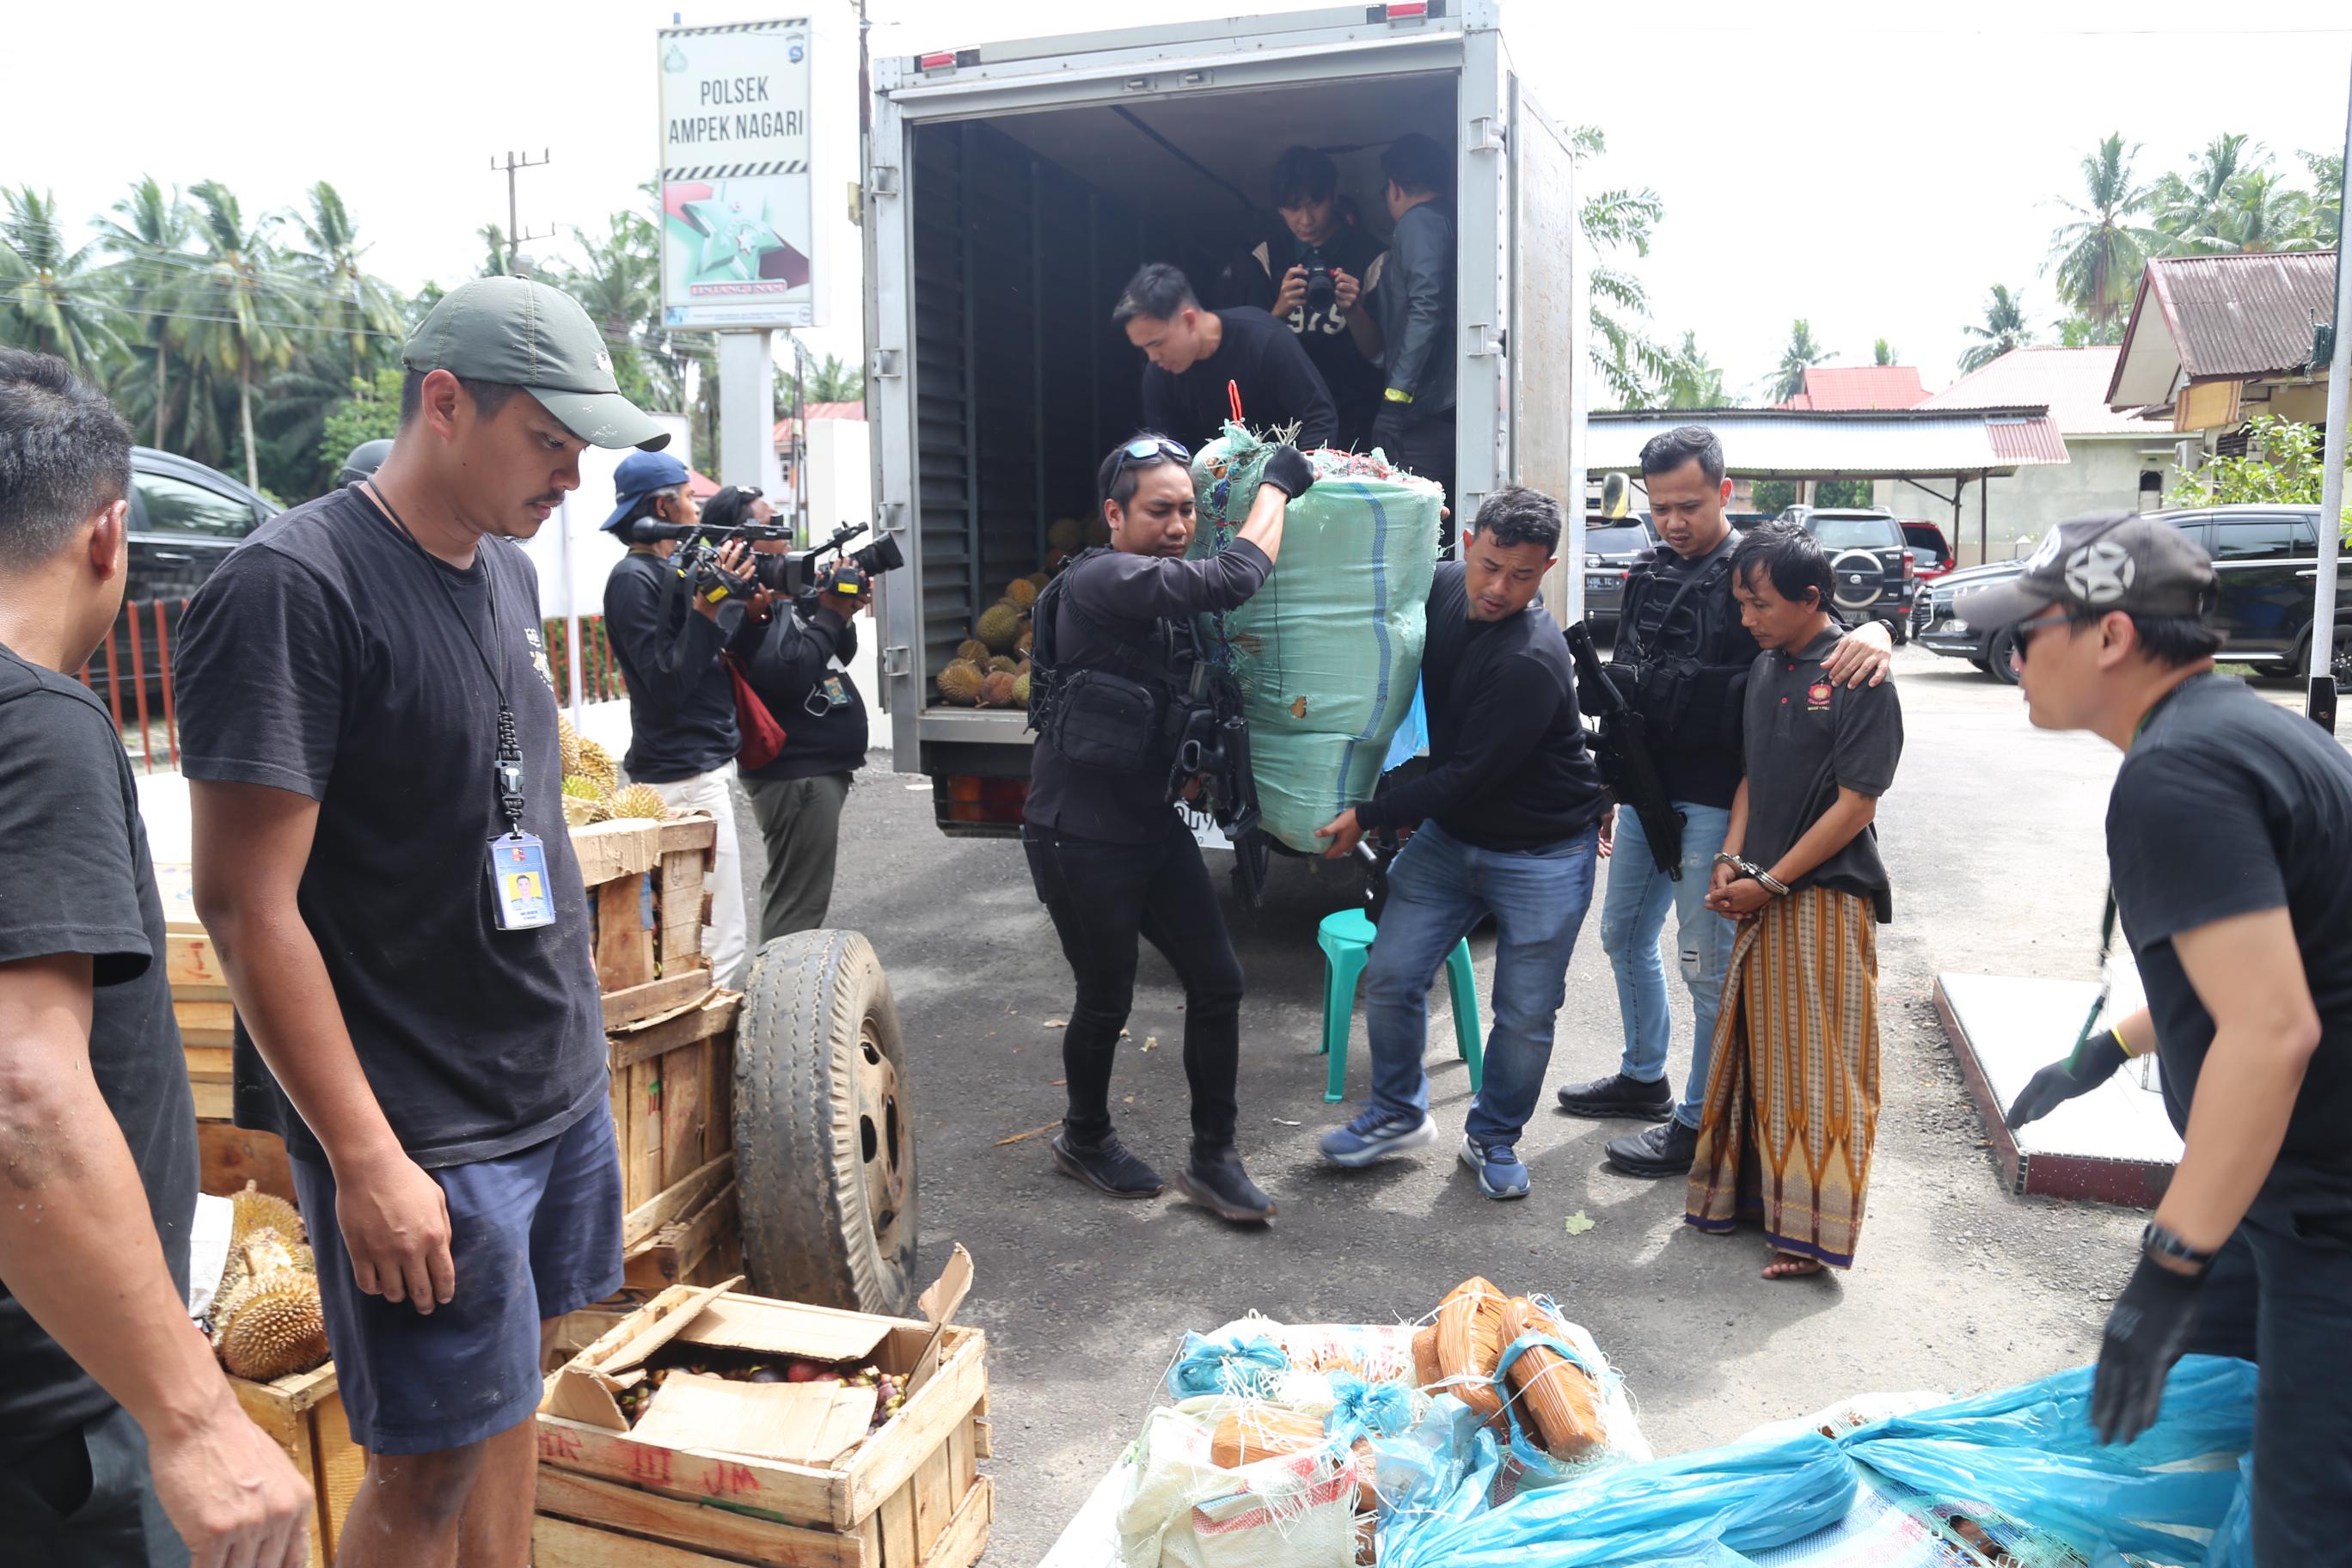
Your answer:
[1565,621,1687,879]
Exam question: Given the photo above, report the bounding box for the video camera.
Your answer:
[629,518,904,603]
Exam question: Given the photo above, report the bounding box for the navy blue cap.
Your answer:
[602,450,691,533]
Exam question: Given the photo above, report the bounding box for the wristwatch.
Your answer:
[2140,1220,2217,1274]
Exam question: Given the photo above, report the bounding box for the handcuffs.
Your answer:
[1712,850,1791,897]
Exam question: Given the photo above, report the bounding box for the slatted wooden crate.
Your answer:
[231,1363,363,1566]
[534,1287,991,1568]
[611,984,739,1221]
[573,816,720,1029]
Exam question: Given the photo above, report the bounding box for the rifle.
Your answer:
[1167,656,1270,907]
[1565,621,1686,879]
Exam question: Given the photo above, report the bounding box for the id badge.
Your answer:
[488,832,555,931]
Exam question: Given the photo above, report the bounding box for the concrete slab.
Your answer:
[1933,971,2182,1208]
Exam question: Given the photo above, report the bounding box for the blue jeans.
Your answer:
[1599,801,1736,1129]
[1363,820,1601,1145]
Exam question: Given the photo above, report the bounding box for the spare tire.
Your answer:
[735,929,919,1314]
[1829,548,1890,611]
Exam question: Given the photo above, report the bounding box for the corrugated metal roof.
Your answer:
[1923,346,2165,437]
[2107,249,2337,406]
[1587,407,2067,478]
[1775,364,1930,411]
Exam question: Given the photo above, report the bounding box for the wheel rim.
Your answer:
[854,1020,912,1256]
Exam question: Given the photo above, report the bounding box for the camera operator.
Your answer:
[1213,146,1386,450]
[1118,263,1338,452]
[1024,432,1316,1225]
[712,487,871,940]
[600,450,753,988]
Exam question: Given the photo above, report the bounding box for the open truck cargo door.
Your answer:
[1506,77,1588,626]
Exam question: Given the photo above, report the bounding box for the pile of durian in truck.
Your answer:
[862,2,1592,860]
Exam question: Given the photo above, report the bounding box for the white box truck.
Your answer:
[861,0,1589,837]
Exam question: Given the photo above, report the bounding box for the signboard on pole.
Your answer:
[657,17,818,329]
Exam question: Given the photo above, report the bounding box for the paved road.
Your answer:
[726,649,2303,1563]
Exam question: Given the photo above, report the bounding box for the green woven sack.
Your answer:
[1188,424,1442,852]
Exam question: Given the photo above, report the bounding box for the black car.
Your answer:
[1579,515,1659,634]
[1779,505,1914,640]
[83,448,279,707]
[1916,505,2352,686]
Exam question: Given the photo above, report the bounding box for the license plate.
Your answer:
[1585,575,1613,591]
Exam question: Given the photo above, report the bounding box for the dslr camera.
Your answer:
[1302,262,1338,318]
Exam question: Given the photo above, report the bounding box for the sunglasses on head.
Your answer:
[1112,436,1190,473]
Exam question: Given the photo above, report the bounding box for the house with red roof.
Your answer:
[1773,364,1932,412]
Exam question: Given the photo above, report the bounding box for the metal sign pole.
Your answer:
[2312,58,2351,731]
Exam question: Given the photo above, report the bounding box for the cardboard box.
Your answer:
[535,1249,988,1568]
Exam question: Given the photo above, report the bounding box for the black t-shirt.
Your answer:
[744,603,868,781]
[1140,309,1339,452]
[1737,628,1902,921]
[1615,534,1763,809]
[1218,228,1387,450]
[175,487,608,1169]
[1025,541,1271,843]
[2107,673,2352,1176]
[1355,564,1608,851]
[603,548,741,783]
[0,647,197,1454]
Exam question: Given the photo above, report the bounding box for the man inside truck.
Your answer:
[1117,262,1338,452]
[1212,145,1386,451]
[1352,132,1459,545]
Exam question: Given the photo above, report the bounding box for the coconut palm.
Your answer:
[1656,331,1725,410]
[0,186,121,375]
[91,177,194,447]
[2206,168,2316,254]
[2300,150,2343,248]
[182,181,293,490]
[285,182,405,387]
[1958,285,2035,372]
[2047,134,2159,331]
[1767,319,1833,405]
[806,352,864,405]
[1571,126,1670,406]
[2153,134,2257,252]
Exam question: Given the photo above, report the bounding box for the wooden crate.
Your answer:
[611,986,740,1220]
[232,1363,363,1566]
[536,1291,990,1568]
[573,817,720,1028]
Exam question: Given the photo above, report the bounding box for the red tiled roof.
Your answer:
[1775,365,1930,411]
[1923,347,2164,437]
[772,401,867,446]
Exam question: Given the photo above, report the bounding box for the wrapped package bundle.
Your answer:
[1188,424,1442,852]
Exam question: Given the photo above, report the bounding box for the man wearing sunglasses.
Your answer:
[1023,432,1316,1225]
[1963,512,2352,1563]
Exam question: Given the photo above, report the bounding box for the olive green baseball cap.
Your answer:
[401,276,669,451]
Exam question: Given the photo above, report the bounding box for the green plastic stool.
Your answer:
[1315,908,1483,1103]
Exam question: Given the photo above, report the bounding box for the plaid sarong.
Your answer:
[1684,885,1881,1268]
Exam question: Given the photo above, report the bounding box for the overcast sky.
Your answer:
[8,0,2348,401]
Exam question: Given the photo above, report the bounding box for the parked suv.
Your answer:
[1777,505,1914,640]
[83,448,279,706]
[1580,514,1659,637]
[1915,505,2352,686]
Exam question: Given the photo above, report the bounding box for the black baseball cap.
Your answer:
[401,277,668,451]
[1956,511,2218,630]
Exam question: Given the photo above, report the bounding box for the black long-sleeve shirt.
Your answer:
[1140,309,1338,451]
[1371,202,1456,417]
[1026,540,1272,843]
[603,548,742,782]
[743,600,868,781]
[1354,564,1607,850]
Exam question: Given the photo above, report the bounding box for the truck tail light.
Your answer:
[1376,2,1442,21]
[940,774,1027,826]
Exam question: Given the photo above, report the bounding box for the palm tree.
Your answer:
[285,182,405,387]
[1571,126,1669,405]
[2300,150,2343,248]
[2047,133,2158,332]
[2153,134,2257,252]
[1657,331,1725,410]
[1767,319,1832,405]
[0,186,121,375]
[806,352,864,404]
[91,177,193,447]
[183,181,293,490]
[2206,168,2316,253]
[1959,285,2035,372]
[552,211,665,407]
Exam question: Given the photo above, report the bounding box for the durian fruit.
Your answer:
[956,638,992,666]
[230,1183,303,1247]
[211,1232,328,1382]
[937,660,985,706]
[975,602,1023,653]
[1004,578,1040,610]
[978,671,1017,707]
[557,713,584,777]
[573,737,619,794]
[563,775,613,825]
[607,783,671,821]
[989,656,1020,676]
[1023,572,1053,593]
[1011,672,1031,708]
[210,1228,302,1333]
[1083,513,1112,548]
[1016,625,1034,656]
[1047,517,1084,554]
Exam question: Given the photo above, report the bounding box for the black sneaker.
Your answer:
[1051,1130,1164,1198]
[1555,1072,1674,1122]
[1605,1118,1700,1178]
[1175,1148,1277,1224]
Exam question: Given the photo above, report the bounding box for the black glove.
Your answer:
[1259,445,1317,500]
[2004,1032,2128,1130]
[2091,1252,2207,1445]
[1370,406,1410,457]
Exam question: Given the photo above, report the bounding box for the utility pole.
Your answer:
[2312,58,2350,732]
[489,150,556,275]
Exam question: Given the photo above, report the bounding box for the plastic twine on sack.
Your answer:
[1324,1372,1415,1442]
[1165,1330,1289,1400]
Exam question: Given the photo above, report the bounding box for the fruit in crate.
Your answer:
[1005,578,1040,609]
[606,783,671,820]
[573,737,619,793]
[937,660,984,706]
[978,671,1017,707]
[975,602,1023,653]
[1011,672,1031,708]
[957,638,992,665]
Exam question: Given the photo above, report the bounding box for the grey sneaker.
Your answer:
[1605,1118,1700,1178]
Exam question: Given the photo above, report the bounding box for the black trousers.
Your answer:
[0,1405,187,1566]
[1383,413,1458,552]
[1021,818,1244,1154]
[2182,1166,2352,1564]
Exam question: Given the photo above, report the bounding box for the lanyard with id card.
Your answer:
[366,481,555,933]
